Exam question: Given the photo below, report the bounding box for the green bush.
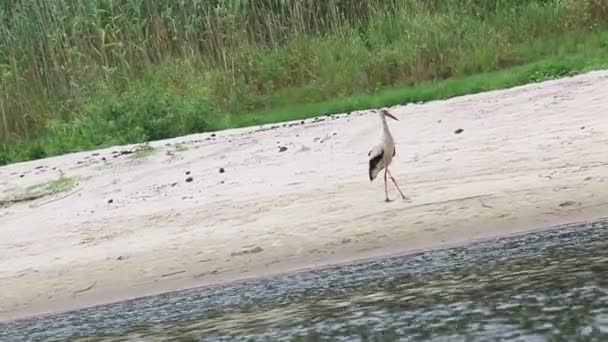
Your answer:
[37,69,217,156]
[0,146,8,166]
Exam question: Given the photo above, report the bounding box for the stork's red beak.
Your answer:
[384,111,399,121]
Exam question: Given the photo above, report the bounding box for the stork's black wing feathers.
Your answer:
[368,149,384,181]
[393,146,396,157]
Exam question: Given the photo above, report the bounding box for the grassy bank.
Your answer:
[1,0,608,165]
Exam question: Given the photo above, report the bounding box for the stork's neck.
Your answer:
[381,114,393,142]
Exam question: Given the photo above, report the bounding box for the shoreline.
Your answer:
[3,213,606,323]
[2,70,608,322]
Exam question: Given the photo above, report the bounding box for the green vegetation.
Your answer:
[1,0,608,165]
[0,173,77,206]
[129,143,156,160]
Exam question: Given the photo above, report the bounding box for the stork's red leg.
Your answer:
[384,168,390,202]
[387,168,407,200]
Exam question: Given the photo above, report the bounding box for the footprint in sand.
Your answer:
[559,201,581,208]
[230,246,264,257]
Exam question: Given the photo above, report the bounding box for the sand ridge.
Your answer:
[1,70,608,321]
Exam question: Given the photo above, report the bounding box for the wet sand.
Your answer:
[3,219,606,341]
[1,70,608,321]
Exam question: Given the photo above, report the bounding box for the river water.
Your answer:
[2,219,608,341]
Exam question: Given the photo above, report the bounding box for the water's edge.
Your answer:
[2,218,608,341]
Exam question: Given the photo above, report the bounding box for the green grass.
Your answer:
[129,143,156,160]
[1,0,608,166]
[227,47,608,129]
[0,174,77,206]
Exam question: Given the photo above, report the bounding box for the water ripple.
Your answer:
[1,219,608,341]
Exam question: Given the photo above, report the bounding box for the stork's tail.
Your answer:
[368,150,384,182]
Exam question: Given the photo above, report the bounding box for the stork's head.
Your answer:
[380,108,399,121]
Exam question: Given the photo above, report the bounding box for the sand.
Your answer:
[1,70,608,322]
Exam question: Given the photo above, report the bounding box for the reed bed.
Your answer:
[1,0,608,164]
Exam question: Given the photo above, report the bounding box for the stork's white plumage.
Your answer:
[368,109,407,202]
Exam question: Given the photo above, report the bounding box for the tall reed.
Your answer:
[0,0,606,162]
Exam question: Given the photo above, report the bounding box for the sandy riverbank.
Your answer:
[2,70,608,322]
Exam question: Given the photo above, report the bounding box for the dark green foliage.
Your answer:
[1,0,608,164]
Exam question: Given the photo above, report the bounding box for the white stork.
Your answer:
[368,109,407,202]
